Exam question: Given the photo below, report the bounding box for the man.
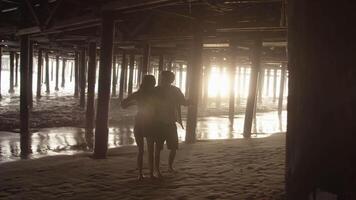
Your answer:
[154,71,189,176]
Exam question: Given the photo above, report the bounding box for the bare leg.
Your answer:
[136,136,144,180]
[147,137,155,178]
[168,149,176,172]
[154,143,163,178]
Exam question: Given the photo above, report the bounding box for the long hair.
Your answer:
[138,75,156,93]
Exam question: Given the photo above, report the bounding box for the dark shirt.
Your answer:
[154,85,187,125]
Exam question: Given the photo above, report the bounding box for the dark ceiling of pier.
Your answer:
[0,0,287,62]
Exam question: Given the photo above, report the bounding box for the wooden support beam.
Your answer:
[36,49,42,98]
[119,52,127,101]
[243,39,262,138]
[265,68,271,97]
[0,46,2,99]
[278,63,286,115]
[111,55,117,97]
[74,51,79,97]
[273,68,278,103]
[79,48,86,108]
[94,13,114,158]
[86,42,97,135]
[257,68,265,104]
[128,53,135,95]
[158,54,164,84]
[55,55,59,91]
[142,44,150,75]
[15,53,18,87]
[136,56,142,85]
[9,51,15,93]
[70,61,73,82]
[45,52,50,93]
[19,35,30,158]
[228,45,237,124]
[185,32,203,143]
[202,59,211,109]
[61,58,66,88]
[28,41,33,108]
[179,63,183,89]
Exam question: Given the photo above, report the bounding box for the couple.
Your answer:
[121,71,189,180]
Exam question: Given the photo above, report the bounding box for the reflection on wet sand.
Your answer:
[0,111,286,163]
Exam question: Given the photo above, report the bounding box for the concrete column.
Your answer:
[61,58,66,88]
[243,39,262,138]
[94,13,114,158]
[55,55,59,91]
[119,52,127,101]
[128,54,135,95]
[185,33,203,143]
[36,49,42,98]
[45,52,50,94]
[9,52,15,93]
[19,35,30,157]
[79,48,86,108]
[86,42,97,134]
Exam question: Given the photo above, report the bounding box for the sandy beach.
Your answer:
[0,133,285,200]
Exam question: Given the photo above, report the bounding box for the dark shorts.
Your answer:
[154,122,178,150]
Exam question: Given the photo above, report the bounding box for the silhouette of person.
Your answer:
[153,71,190,176]
[121,75,157,180]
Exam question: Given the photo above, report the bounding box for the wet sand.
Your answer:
[0,133,285,200]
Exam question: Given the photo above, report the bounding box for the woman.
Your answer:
[121,75,156,180]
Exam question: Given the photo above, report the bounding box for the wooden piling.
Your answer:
[265,68,270,97]
[36,49,42,98]
[55,55,59,91]
[28,41,33,108]
[0,46,2,99]
[86,42,97,134]
[128,54,135,95]
[119,52,127,101]
[228,45,237,123]
[273,68,278,103]
[61,58,66,88]
[185,33,203,143]
[74,51,79,97]
[19,35,30,157]
[80,48,86,108]
[70,61,73,82]
[278,64,286,115]
[9,52,15,93]
[111,55,117,97]
[94,13,114,158]
[45,52,50,93]
[142,44,150,75]
[243,39,262,138]
[15,53,19,87]
[257,68,265,104]
[158,54,164,84]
